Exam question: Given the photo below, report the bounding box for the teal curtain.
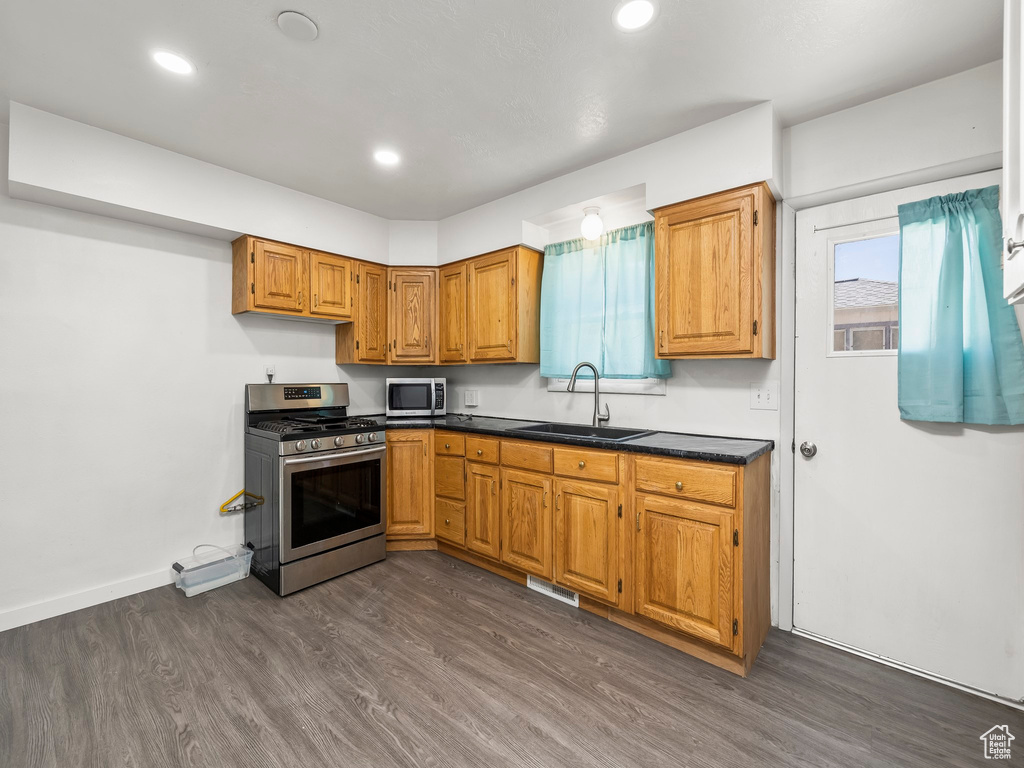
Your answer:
[897,185,1024,424]
[540,222,670,379]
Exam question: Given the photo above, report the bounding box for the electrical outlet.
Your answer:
[750,382,779,411]
[265,364,276,383]
[464,389,480,408]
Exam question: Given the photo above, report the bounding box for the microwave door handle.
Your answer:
[283,446,386,466]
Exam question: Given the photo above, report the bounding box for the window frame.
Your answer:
[826,226,900,359]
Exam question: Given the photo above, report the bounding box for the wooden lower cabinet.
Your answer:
[386,431,433,538]
[634,494,736,650]
[465,462,500,559]
[500,468,553,579]
[554,479,620,605]
[435,498,465,546]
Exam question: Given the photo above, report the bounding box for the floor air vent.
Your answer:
[527,575,579,607]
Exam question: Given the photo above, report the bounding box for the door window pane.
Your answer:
[833,234,899,354]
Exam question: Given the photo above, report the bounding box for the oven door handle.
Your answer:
[283,446,386,466]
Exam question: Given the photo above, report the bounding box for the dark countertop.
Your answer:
[374,414,773,465]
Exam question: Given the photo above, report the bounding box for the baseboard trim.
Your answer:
[791,628,1024,711]
[0,569,174,634]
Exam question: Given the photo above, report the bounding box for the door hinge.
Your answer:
[617,579,622,594]
[753,210,758,226]
[511,277,515,286]
[617,503,622,518]
[733,619,739,636]
[752,320,758,336]
[356,273,360,284]
[250,252,254,264]
[355,340,360,350]
[388,280,392,290]
[350,296,353,306]
[791,439,796,453]
[733,529,739,547]
[250,283,254,295]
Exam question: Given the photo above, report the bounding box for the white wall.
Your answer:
[388,220,438,265]
[784,61,1002,208]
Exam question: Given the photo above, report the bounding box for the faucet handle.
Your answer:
[598,403,611,424]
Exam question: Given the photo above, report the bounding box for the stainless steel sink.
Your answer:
[510,422,654,442]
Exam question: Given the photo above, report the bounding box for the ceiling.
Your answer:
[0,1,1001,220]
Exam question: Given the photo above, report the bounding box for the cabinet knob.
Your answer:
[675,481,683,491]
[445,443,450,449]
[477,449,483,455]
[578,460,585,469]
[445,518,450,525]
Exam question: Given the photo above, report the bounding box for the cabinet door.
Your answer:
[309,252,353,319]
[554,479,619,604]
[386,431,432,537]
[466,462,500,560]
[468,250,517,361]
[439,263,468,363]
[389,269,437,364]
[253,240,305,312]
[500,468,552,578]
[357,262,388,363]
[635,494,735,650]
[656,188,754,356]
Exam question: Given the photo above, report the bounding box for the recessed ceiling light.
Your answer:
[277,11,319,42]
[373,149,400,166]
[152,49,196,75]
[613,0,657,31]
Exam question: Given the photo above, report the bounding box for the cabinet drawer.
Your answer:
[435,455,465,501]
[500,440,553,473]
[465,435,499,464]
[553,447,618,484]
[435,432,465,456]
[435,499,465,546]
[635,457,737,508]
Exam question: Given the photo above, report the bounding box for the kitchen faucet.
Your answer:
[567,362,611,427]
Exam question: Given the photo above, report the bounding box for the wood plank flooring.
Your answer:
[0,552,1018,767]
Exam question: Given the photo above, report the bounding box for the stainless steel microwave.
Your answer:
[386,378,447,417]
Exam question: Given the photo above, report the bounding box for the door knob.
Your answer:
[800,441,818,458]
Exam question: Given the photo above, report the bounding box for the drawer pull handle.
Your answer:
[675,481,683,491]
[578,460,585,469]
[477,449,483,455]
[445,443,450,449]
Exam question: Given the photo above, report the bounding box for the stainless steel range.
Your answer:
[244,383,386,595]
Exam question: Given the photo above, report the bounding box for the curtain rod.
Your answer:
[813,214,899,234]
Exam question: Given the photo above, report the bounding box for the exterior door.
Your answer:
[554,479,619,604]
[439,263,468,363]
[793,171,1024,700]
[253,240,305,312]
[356,262,388,364]
[500,468,552,578]
[385,431,432,537]
[309,252,353,319]
[389,269,437,364]
[468,250,516,361]
[655,187,754,355]
[466,462,500,559]
[635,494,735,649]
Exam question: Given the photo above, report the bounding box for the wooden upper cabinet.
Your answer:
[439,263,468,363]
[336,262,388,364]
[654,182,775,359]
[500,468,553,579]
[554,479,620,605]
[253,239,306,312]
[309,252,353,320]
[466,462,500,560]
[389,268,437,364]
[386,431,433,538]
[634,494,736,650]
[463,245,543,364]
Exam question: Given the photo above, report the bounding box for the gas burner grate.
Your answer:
[255,421,294,433]
[347,418,379,428]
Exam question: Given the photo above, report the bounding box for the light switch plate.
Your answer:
[750,382,779,411]
[464,389,480,408]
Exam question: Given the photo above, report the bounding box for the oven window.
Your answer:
[389,383,430,411]
[290,456,382,548]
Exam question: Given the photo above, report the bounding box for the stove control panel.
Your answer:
[284,386,321,400]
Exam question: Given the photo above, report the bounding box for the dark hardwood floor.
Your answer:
[0,552,1018,767]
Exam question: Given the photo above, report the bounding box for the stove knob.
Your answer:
[295,440,306,452]
[311,439,321,450]
[368,432,378,443]
[355,434,366,444]
[334,436,345,448]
